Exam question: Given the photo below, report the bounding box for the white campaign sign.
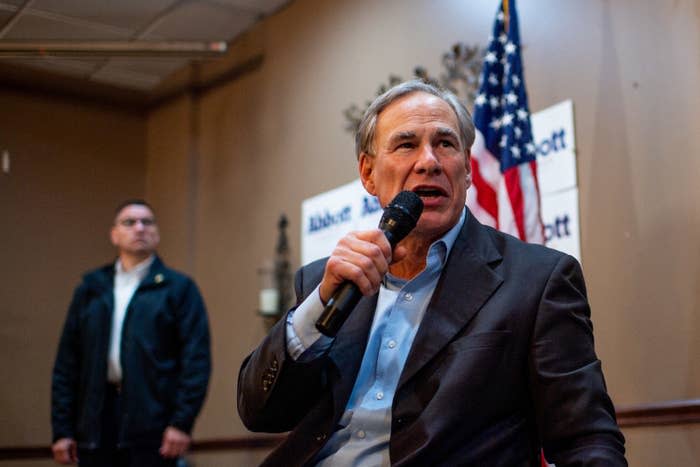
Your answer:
[301,179,382,264]
[532,99,581,261]
[301,101,581,264]
[540,187,581,261]
[532,100,577,195]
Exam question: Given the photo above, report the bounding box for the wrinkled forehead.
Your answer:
[115,204,155,222]
[375,92,459,140]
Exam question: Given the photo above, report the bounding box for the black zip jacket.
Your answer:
[51,256,211,448]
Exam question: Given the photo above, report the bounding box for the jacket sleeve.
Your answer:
[169,279,212,434]
[530,254,627,466]
[51,285,85,442]
[237,264,331,433]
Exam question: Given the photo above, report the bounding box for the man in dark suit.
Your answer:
[238,81,626,466]
[51,200,211,467]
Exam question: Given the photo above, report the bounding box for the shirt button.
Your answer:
[388,340,396,349]
[357,430,366,439]
[404,293,413,302]
[376,391,384,400]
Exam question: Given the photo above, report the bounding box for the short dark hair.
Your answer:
[355,79,475,159]
[114,199,154,218]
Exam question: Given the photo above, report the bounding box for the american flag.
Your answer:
[467,0,544,244]
[470,5,553,467]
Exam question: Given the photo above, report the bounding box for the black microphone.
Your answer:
[315,191,424,337]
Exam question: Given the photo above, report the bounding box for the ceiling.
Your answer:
[0,0,291,93]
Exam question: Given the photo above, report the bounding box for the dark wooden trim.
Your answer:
[0,436,284,460]
[0,446,52,460]
[191,435,284,452]
[616,398,700,428]
[2,399,698,460]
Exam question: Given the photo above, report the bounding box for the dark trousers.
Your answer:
[78,384,177,467]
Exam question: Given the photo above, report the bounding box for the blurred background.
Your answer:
[0,0,698,465]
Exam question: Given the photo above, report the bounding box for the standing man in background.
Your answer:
[238,81,626,466]
[51,200,211,467]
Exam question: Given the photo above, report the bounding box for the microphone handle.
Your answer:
[314,229,402,337]
[315,281,363,337]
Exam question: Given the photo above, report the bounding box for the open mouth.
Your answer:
[412,187,447,198]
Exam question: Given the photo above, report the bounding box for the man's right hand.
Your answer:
[319,229,404,303]
[51,438,77,464]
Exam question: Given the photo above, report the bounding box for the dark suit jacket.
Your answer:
[238,212,626,466]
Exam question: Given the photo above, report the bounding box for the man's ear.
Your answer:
[464,150,473,189]
[109,226,118,247]
[359,152,377,195]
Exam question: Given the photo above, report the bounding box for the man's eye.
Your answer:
[397,142,414,149]
[439,140,455,148]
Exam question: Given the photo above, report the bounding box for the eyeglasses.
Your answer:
[118,217,156,227]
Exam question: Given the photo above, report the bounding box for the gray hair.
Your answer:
[355,80,476,159]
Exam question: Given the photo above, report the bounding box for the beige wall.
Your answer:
[0,90,146,445]
[1,0,699,465]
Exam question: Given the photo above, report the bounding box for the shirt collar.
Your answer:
[115,255,155,278]
[430,207,467,267]
[384,207,467,289]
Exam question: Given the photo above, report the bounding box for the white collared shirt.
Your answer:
[107,255,154,383]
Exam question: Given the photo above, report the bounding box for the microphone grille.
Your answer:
[379,191,424,246]
[387,191,423,223]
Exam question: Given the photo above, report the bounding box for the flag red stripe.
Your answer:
[471,157,499,221]
[541,450,549,467]
[504,166,526,240]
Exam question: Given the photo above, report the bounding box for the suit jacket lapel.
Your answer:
[398,213,504,388]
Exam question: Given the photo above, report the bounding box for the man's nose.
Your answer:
[414,145,441,174]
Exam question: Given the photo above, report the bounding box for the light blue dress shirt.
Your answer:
[287,209,466,466]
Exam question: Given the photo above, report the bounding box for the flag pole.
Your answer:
[503,0,510,32]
